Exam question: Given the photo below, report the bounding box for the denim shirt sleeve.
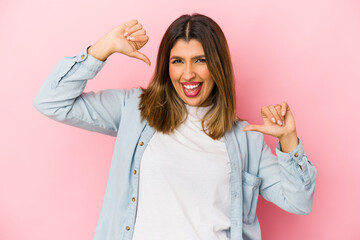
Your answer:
[258,138,317,215]
[33,46,126,137]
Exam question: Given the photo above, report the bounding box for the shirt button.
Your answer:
[81,54,85,59]
[132,197,136,202]
[134,170,137,174]
[139,141,144,146]
[294,152,299,157]
[126,226,130,231]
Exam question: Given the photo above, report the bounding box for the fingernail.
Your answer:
[124,32,128,37]
[127,36,134,40]
[282,111,285,116]
[272,117,276,123]
[277,120,283,126]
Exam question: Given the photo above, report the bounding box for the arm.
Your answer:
[258,137,317,214]
[243,102,317,214]
[33,19,150,136]
[32,46,125,136]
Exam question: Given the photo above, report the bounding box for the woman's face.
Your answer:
[169,39,215,106]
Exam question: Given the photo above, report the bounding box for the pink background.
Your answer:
[1,0,359,239]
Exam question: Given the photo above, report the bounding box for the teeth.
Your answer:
[183,83,200,89]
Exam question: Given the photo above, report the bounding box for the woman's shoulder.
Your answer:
[117,87,144,106]
[99,87,143,110]
[105,87,143,101]
[120,87,143,97]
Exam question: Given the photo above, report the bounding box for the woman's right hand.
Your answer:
[88,19,151,65]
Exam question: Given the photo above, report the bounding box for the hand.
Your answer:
[242,101,297,140]
[89,19,151,65]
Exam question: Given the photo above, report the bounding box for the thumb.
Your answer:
[242,124,265,133]
[130,50,151,66]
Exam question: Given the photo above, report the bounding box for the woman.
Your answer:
[33,13,316,240]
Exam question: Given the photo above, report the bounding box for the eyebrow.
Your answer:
[170,55,206,60]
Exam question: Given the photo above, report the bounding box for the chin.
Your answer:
[186,102,200,106]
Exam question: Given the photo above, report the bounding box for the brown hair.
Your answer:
[139,13,239,139]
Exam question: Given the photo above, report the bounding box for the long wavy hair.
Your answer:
[139,13,239,140]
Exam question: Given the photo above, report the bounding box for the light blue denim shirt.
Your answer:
[33,46,317,240]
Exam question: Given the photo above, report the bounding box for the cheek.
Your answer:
[169,67,182,94]
[200,68,214,90]
[169,66,177,81]
[198,67,211,79]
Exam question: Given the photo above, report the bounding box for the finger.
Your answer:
[124,23,143,37]
[124,19,138,28]
[114,20,138,35]
[275,105,284,122]
[242,124,266,133]
[130,29,146,36]
[129,50,151,66]
[126,35,149,42]
[261,106,276,124]
[281,101,288,116]
[269,105,283,126]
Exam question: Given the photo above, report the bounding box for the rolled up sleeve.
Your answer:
[259,138,317,215]
[33,46,126,137]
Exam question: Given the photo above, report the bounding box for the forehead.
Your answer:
[170,39,205,57]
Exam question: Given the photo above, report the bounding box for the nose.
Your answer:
[182,64,196,81]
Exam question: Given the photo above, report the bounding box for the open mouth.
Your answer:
[181,82,203,97]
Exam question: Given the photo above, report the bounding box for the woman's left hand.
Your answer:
[242,101,297,140]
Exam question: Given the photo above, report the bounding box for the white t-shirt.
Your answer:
[132,104,231,240]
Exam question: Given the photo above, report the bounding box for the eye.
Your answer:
[196,58,206,63]
[171,59,182,64]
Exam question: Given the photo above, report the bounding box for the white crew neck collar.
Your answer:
[185,104,213,120]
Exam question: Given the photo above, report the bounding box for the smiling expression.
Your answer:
[169,39,215,106]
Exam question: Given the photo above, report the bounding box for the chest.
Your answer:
[140,122,231,188]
